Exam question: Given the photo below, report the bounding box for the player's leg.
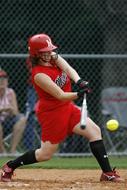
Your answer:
[69,104,123,182]
[35,141,58,161]
[10,115,26,153]
[72,118,124,182]
[73,117,101,141]
[1,141,58,182]
[73,118,112,172]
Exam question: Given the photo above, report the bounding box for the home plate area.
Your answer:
[0,169,127,190]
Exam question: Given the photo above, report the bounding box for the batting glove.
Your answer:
[77,88,89,98]
[76,79,91,94]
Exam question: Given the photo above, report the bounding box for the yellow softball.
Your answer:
[106,119,119,131]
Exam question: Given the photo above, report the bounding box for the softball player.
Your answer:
[1,34,123,182]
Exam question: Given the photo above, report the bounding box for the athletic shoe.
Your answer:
[100,168,124,182]
[1,164,14,182]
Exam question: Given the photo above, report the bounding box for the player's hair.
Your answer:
[30,57,39,67]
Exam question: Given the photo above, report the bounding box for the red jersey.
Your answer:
[32,64,72,113]
[32,62,81,144]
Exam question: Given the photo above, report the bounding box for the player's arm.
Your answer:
[55,55,81,83]
[34,73,78,101]
[55,55,91,94]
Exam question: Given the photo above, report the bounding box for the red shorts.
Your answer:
[36,102,81,144]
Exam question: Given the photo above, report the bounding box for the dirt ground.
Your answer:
[0,169,127,190]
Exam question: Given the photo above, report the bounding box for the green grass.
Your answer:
[0,156,127,169]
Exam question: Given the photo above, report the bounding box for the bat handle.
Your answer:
[81,125,86,129]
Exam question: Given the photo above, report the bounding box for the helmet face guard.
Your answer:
[28,34,58,57]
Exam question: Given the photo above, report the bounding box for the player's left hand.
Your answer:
[77,88,89,97]
[76,79,91,94]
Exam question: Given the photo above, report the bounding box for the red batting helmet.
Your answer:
[28,34,58,57]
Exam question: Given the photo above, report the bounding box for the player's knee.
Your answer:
[90,125,102,141]
[43,153,52,161]
[36,149,53,161]
[97,126,101,135]
[94,125,102,138]
[40,153,52,161]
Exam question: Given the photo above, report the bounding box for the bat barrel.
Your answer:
[80,94,87,129]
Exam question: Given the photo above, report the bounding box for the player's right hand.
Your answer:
[76,79,91,94]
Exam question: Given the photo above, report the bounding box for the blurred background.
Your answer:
[0,0,127,156]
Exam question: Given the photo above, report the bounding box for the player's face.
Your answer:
[39,51,52,62]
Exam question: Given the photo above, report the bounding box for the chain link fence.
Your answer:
[0,0,127,156]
